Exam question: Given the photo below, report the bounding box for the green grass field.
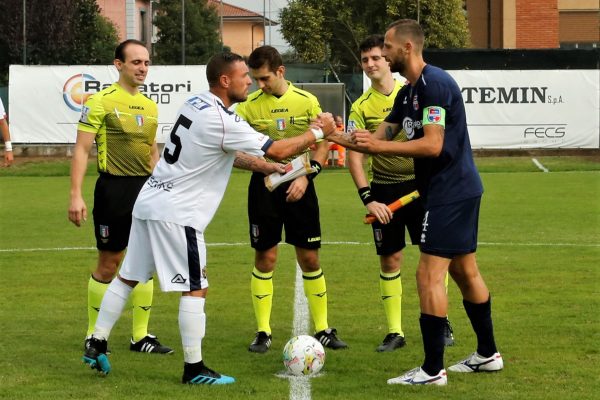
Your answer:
[0,156,598,400]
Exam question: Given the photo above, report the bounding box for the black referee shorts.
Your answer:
[248,172,321,251]
[370,180,424,256]
[92,173,149,252]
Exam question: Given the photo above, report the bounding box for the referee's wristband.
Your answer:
[307,160,322,181]
[4,141,12,152]
[310,128,324,141]
[358,186,374,205]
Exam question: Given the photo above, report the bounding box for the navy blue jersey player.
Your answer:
[385,65,483,209]
[329,19,503,386]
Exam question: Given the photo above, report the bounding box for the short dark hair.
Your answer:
[206,52,245,87]
[115,39,147,62]
[359,34,384,54]
[387,19,425,52]
[247,45,282,72]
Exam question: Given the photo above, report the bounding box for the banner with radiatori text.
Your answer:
[9,65,207,144]
[363,69,599,149]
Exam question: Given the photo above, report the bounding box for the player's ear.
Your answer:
[114,59,122,71]
[277,65,285,78]
[220,74,230,88]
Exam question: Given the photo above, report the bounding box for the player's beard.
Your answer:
[230,91,248,104]
[389,58,406,76]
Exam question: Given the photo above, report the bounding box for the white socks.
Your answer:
[179,296,206,364]
[94,278,133,340]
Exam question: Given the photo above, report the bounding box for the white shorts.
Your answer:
[120,217,208,292]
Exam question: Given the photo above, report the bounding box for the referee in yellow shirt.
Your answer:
[236,46,347,353]
[68,39,172,355]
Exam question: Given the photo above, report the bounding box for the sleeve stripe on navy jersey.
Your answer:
[261,138,274,153]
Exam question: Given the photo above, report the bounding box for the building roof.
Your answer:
[208,0,277,25]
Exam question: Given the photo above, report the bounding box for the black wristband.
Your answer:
[358,186,374,205]
[307,160,322,181]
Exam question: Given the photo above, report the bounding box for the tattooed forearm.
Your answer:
[385,125,396,141]
[233,152,259,171]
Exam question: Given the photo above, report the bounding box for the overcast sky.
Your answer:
[223,0,290,52]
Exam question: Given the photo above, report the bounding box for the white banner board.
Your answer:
[9,65,208,143]
[363,70,599,149]
[8,66,599,148]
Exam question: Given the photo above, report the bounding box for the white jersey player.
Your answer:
[82,52,336,385]
[133,91,274,235]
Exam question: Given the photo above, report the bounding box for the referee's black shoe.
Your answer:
[376,333,406,352]
[248,331,272,353]
[130,334,174,354]
[314,328,348,349]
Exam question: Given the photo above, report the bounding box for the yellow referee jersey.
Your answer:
[235,81,322,163]
[348,80,414,184]
[78,83,158,176]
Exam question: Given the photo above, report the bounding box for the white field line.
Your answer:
[1,240,598,253]
[531,158,549,172]
[289,262,311,400]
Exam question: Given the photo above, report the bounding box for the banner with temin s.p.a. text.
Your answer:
[9,65,207,143]
[364,69,599,149]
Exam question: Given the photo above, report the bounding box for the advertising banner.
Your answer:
[363,69,599,149]
[9,65,207,143]
[8,66,599,148]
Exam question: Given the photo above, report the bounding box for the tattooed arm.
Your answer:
[233,152,285,175]
[264,113,337,161]
[353,122,444,157]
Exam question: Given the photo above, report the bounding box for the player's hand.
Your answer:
[68,196,88,227]
[354,130,382,153]
[260,161,286,175]
[315,113,336,137]
[286,175,308,202]
[4,151,14,167]
[366,201,393,224]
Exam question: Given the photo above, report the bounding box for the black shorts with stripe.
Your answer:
[248,172,321,251]
[93,173,149,252]
[370,180,424,256]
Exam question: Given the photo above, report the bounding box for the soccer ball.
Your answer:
[283,335,326,376]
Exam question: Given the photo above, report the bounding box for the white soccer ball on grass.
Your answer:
[283,335,326,376]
